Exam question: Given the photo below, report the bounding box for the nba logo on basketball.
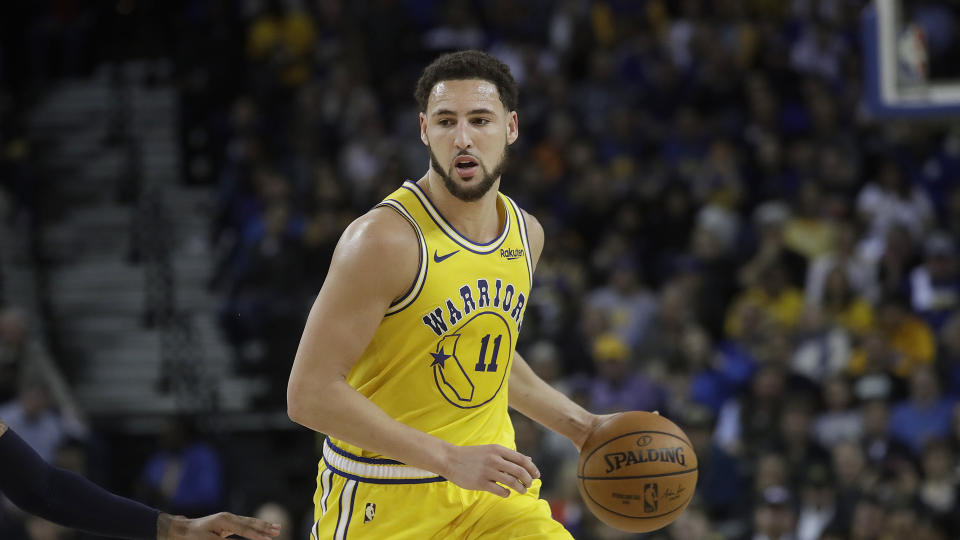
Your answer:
[642,484,658,513]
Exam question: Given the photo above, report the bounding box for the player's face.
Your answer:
[420,79,518,202]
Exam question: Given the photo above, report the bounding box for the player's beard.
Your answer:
[428,142,508,202]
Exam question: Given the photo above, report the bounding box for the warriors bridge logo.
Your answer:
[421,278,524,409]
[429,311,513,409]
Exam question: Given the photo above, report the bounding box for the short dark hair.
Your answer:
[414,50,518,113]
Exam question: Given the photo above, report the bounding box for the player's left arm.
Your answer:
[508,211,607,450]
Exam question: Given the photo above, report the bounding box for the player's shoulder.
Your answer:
[339,205,419,257]
[519,209,543,243]
[328,206,420,298]
[518,207,544,265]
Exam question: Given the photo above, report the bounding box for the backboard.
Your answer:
[862,0,960,118]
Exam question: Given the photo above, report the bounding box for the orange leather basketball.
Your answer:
[577,411,698,533]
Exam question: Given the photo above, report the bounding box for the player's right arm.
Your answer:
[287,207,537,497]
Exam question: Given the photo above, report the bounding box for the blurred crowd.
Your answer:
[5,0,960,539]
[189,1,960,538]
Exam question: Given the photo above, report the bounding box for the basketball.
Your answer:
[577,411,698,533]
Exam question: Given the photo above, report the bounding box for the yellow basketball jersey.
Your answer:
[330,180,533,460]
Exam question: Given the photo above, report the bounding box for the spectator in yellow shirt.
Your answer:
[820,266,874,336]
[247,4,317,88]
[849,295,935,379]
[783,181,837,261]
[726,261,804,338]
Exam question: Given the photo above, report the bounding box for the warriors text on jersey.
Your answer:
[326,180,533,464]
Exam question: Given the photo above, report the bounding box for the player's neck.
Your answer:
[417,174,504,243]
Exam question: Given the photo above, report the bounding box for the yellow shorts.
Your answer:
[310,439,573,539]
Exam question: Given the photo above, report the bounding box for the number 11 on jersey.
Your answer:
[474,334,502,372]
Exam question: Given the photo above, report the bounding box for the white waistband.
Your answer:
[322,439,444,482]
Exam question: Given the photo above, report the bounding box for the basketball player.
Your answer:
[0,420,281,540]
[287,50,611,538]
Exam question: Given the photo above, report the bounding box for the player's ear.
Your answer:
[506,111,518,145]
[419,112,429,146]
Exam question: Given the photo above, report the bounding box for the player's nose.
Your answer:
[454,119,473,149]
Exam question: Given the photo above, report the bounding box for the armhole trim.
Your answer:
[376,200,428,316]
[402,181,510,253]
[504,195,534,288]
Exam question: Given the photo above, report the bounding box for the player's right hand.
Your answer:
[442,444,540,498]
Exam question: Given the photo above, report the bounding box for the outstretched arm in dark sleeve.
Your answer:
[0,424,280,540]
[0,426,159,539]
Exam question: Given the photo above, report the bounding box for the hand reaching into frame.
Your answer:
[159,512,281,540]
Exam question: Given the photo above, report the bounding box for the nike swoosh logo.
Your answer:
[433,249,460,263]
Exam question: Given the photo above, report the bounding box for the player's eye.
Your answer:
[472,118,491,125]
[437,119,454,127]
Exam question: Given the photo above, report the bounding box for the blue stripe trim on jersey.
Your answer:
[326,439,405,465]
[332,483,345,539]
[504,195,534,289]
[401,182,509,254]
[323,455,447,485]
[319,469,332,515]
[375,200,428,315]
[380,203,422,309]
[343,482,357,537]
[404,181,507,247]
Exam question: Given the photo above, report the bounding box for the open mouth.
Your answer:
[454,155,479,179]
